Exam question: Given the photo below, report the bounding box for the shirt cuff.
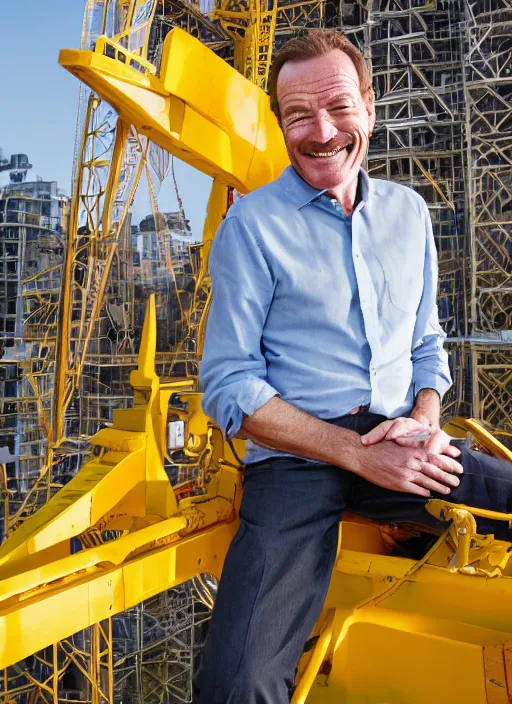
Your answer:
[413,371,451,402]
[228,378,279,438]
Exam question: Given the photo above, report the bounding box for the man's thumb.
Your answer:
[361,421,392,446]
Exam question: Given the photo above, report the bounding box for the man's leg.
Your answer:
[326,412,512,537]
[351,444,512,539]
[194,458,351,704]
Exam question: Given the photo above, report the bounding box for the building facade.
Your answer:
[0,175,70,539]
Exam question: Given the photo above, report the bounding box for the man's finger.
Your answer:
[423,432,462,458]
[361,420,394,446]
[394,436,424,449]
[424,433,443,455]
[414,474,452,495]
[444,445,461,458]
[427,453,463,475]
[419,461,460,488]
[424,430,458,456]
[403,482,431,498]
[386,418,428,441]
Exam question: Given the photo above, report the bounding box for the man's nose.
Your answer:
[313,111,337,143]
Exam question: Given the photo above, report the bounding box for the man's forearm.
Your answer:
[410,388,441,433]
[240,396,364,472]
[240,394,462,496]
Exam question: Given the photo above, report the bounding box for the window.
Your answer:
[5,380,17,396]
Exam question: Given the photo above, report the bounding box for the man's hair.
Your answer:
[268,29,373,122]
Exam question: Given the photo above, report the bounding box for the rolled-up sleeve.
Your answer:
[200,209,278,437]
[411,199,452,399]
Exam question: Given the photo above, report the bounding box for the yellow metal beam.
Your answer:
[444,416,512,462]
[0,518,237,668]
[59,28,289,193]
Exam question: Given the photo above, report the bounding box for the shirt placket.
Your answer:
[351,208,379,403]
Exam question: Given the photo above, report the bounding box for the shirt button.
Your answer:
[371,368,377,376]
[355,253,361,259]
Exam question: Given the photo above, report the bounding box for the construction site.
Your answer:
[0,0,510,702]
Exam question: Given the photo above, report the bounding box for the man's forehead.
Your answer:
[277,50,360,98]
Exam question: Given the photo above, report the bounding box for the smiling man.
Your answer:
[196,30,512,704]
[275,38,373,214]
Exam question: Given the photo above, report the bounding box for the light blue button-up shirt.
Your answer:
[200,166,452,464]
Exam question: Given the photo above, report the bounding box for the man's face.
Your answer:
[277,50,376,191]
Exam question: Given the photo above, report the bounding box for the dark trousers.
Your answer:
[194,412,512,704]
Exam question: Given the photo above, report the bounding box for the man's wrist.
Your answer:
[323,426,365,475]
[411,388,441,433]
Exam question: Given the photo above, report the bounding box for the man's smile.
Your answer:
[306,143,354,158]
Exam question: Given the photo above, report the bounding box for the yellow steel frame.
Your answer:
[0,294,244,668]
[214,0,279,90]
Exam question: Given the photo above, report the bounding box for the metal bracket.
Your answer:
[427,499,512,576]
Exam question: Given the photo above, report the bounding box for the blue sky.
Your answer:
[0,1,210,237]
[0,1,83,192]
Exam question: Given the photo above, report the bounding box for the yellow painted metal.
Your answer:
[293,610,335,704]
[0,296,242,668]
[52,114,147,449]
[0,517,237,668]
[292,517,512,703]
[196,179,230,355]
[215,0,278,90]
[58,28,289,194]
[202,180,230,257]
[0,296,174,568]
[444,416,512,462]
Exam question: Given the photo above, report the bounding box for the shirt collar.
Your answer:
[278,165,371,211]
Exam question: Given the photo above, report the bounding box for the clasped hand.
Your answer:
[358,417,463,497]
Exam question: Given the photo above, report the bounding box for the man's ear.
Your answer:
[365,88,376,137]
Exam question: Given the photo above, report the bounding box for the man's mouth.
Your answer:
[306,143,354,158]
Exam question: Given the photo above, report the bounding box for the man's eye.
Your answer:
[332,105,350,111]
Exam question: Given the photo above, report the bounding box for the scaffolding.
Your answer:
[0,0,510,701]
[364,0,471,421]
[464,0,512,440]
